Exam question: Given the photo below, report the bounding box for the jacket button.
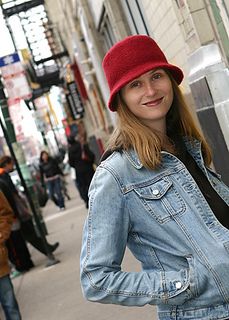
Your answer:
[175,281,182,289]
[152,189,160,196]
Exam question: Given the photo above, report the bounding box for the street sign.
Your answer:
[0,53,20,67]
[4,73,32,101]
[0,52,32,101]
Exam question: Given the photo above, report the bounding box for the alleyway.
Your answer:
[1,176,157,320]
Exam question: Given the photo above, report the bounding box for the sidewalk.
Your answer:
[1,177,157,320]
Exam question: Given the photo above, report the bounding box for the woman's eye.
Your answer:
[130,81,141,88]
[152,73,162,80]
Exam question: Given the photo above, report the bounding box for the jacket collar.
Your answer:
[123,149,143,169]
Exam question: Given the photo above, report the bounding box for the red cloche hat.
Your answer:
[102,35,184,111]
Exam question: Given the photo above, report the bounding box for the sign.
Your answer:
[4,73,32,101]
[66,81,84,119]
[0,61,24,78]
[33,110,48,132]
[0,52,32,101]
[33,96,50,132]
[0,53,20,67]
[8,99,25,142]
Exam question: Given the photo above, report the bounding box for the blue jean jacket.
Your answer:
[80,139,229,320]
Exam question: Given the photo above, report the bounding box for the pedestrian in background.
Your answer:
[39,151,65,211]
[80,35,229,320]
[0,157,34,273]
[0,156,59,261]
[68,134,95,208]
[0,191,22,320]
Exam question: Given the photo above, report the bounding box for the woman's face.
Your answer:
[120,69,173,133]
[42,152,49,162]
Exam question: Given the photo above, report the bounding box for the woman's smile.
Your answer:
[143,97,164,107]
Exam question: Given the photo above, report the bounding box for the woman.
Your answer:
[39,151,65,211]
[80,35,229,320]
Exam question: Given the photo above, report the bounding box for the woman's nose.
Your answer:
[144,82,156,96]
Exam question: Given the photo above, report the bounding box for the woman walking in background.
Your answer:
[39,151,65,211]
[80,35,229,320]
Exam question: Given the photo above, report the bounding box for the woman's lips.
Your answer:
[143,97,163,107]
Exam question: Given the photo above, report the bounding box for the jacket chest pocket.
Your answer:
[133,177,186,224]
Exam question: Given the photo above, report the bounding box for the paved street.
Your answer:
[1,177,157,320]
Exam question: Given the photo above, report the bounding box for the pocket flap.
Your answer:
[135,178,172,200]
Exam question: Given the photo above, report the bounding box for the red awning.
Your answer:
[71,61,88,100]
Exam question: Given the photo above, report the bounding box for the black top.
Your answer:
[68,141,95,175]
[39,157,63,182]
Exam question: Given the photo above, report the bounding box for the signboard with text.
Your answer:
[66,81,84,119]
[0,52,32,101]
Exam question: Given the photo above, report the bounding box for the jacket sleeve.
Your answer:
[80,166,190,306]
[0,191,13,244]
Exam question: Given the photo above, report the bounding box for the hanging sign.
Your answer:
[4,73,32,101]
[0,52,32,101]
[66,81,84,119]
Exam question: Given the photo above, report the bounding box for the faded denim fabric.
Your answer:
[80,139,229,320]
[0,275,21,320]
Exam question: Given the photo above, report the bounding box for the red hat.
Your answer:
[102,35,184,111]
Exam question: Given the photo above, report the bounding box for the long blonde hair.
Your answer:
[107,72,212,170]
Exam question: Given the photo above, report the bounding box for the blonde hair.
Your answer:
[107,73,212,169]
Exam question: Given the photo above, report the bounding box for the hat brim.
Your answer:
[108,63,183,111]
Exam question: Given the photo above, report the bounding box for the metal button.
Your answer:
[152,189,160,196]
[175,281,182,289]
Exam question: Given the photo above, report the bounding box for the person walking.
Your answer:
[0,156,59,260]
[80,35,229,320]
[39,151,65,211]
[0,190,22,320]
[0,160,34,273]
[68,134,95,208]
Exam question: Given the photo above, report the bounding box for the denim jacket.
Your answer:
[80,138,229,320]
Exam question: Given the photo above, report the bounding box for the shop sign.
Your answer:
[0,52,32,101]
[4,73,32,101]
[66,81,84,119]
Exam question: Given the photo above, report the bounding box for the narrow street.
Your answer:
[2,176,157,320]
